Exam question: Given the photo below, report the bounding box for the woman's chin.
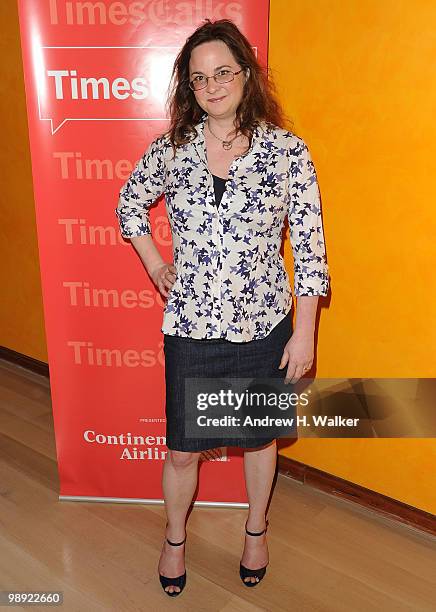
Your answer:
[206,105,234,118]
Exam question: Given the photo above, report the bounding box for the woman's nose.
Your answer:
[206,77,219,93]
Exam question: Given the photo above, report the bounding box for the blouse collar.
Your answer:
[191,112,266,165]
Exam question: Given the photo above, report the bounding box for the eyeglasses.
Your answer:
[188,68,244,91]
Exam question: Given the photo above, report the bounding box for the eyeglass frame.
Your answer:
[188,68,245,91]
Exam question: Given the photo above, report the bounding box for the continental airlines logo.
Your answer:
[83,429,229,461]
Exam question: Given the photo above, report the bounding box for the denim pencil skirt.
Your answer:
[163,309,293,452]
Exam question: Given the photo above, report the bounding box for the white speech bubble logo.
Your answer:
[36,46,179,134]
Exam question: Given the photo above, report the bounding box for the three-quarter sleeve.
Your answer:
[288,140,330,296]
[115,137,166,238]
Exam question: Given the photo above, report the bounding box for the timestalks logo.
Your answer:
[47,69,147,101]
[48,0,243,27]
[38,47,170,133]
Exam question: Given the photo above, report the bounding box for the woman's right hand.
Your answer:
[150,262,177,299]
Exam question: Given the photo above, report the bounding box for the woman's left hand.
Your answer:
[278,332,314,384]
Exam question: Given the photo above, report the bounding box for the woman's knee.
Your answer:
[244,439,277,453]
[168,449,201,468]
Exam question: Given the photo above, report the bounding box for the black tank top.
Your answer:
[212,174,227,207]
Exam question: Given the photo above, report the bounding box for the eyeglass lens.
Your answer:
[190,71,235,90]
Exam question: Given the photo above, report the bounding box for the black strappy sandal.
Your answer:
[158,530,187,597]
[239,519,269,587]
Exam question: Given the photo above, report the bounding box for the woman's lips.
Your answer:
[208,96,226,103]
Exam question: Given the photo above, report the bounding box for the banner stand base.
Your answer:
[59,495,249,508]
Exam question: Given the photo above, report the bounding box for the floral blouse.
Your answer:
[115,112,329,342]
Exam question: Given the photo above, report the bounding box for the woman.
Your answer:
[116,19,329,596]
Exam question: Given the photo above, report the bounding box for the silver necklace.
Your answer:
[206,119,240,150]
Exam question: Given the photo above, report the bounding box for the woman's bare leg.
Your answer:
[241,440,277,584]
[158,449,201,594]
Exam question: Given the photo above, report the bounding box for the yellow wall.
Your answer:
[0,1,47,362]
[1,0,434,513]
[270,0,436,514]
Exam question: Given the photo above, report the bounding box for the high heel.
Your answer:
[158,529,187,597]
[239,519,269,587]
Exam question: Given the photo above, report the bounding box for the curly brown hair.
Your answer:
[162,18,292,158]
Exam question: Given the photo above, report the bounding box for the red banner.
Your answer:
[17,0,270,504]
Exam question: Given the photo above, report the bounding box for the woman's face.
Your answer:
[188,40,247,121]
